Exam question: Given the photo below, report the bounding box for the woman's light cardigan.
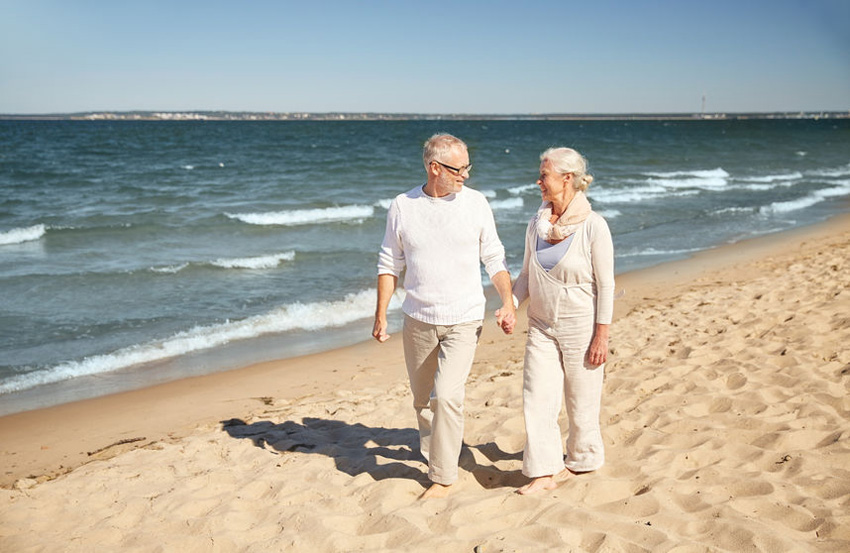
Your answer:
[513,210,615,327]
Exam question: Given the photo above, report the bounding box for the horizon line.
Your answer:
[2,109,849,122]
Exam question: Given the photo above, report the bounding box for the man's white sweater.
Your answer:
[377,185,508,325]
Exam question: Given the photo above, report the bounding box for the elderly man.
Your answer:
[373,133,515,499]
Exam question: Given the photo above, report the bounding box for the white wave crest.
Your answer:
[0,289,403,395]
[644,167,730,190]
[507,183,539,196]
[226,205,375,226]
[644,168,730,179]
[0,224,47,246]
[807,163,850,178]
[150,263,189,274]
[760,181,850,214]
[737,172,802,184]
[590,185,668,203]
[489,197,524,210]
[713,206,756,215]
[619,246,705,258]
[479,189,497,198]
[150,252,295,273]
[740,184,775,192]
[211,251,295,269]
[374,198,393,210]
[597,209,622,219]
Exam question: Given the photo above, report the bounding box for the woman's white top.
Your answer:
[514,211,614,326]
[536,235,574,271]
[377,185,508,325]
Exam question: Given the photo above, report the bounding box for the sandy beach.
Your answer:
[1,213,848,552]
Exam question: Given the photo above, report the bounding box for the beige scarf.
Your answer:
[535,191,592,242]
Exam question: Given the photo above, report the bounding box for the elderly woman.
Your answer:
[512,147,615,495]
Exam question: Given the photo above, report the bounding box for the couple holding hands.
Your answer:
[373,134,614,499]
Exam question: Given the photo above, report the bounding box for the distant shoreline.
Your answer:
[1,110,848,121]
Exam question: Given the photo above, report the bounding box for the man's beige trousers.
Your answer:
[402,315,482,485]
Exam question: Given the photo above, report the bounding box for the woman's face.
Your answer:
[537,159,572,204]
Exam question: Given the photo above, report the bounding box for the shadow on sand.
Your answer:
[221,417,525,490]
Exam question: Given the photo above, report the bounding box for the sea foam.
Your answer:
[736,172,803,183]
[150,252,296,273]
[590,185,669,203]
[645,168,730,189]
[760,181,850,214]
[618,246,706,258]
[489,197,524,210]
[374,198,394,210]
[226,205,375,226]
[211,251,295,269]
[0,224,47,246]
[807,163,850,178]
[0,289,402,395]
[507,183,539,196]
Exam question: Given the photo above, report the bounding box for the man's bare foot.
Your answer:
[517,476,557,495]
[518,469,572,495]
[420,482,452,499]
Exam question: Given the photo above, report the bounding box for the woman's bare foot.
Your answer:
[420,482,452,499]
[553,468,573,482]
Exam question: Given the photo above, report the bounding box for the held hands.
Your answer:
[372,315,390,343]
[495,304,516,335]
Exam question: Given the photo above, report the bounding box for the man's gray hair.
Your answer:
[423,133,467,169]
[541,147,594,191]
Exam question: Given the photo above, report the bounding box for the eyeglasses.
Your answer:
[433,160,472,176]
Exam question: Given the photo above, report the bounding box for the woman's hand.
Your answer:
[586,323,609,366]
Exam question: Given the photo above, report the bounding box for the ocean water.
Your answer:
[1,119,848,414]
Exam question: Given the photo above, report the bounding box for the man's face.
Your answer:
[434,146,470,194]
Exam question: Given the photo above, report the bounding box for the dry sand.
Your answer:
[1,214,848,552]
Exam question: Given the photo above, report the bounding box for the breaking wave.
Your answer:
[226,205,375,226]
[0,224,47,246]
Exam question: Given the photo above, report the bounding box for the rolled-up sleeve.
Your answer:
[479,201,509,278]
[590,216,615,324]
[377,199,405,276]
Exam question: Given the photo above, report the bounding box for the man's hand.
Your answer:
[372,315,390,343]
[495,304,516,334]
[490,270,516,335]
[373,274,397,343]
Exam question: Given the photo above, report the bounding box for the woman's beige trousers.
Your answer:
[522,314,605,477]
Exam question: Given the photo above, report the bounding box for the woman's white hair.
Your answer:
[423,133,467,168]
[541,147,594,191]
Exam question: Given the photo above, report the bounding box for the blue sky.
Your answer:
[1,0,848,114]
